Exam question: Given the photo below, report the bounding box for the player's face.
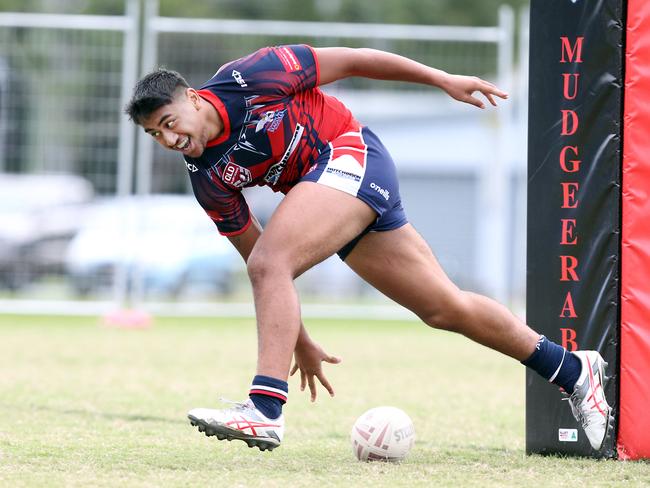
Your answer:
[142,89,210,158]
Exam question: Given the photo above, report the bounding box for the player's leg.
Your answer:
[246,181,376,381]
[344,224,612,449]
[344,224,539,360]
[189,180,376,449]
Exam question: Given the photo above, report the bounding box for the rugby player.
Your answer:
[126,45,611,452]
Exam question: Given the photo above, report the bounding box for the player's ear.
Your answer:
[185,88,201,110]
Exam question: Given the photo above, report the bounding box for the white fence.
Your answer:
[0,0,528,317]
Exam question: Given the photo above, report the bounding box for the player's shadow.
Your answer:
[2,402,180,424]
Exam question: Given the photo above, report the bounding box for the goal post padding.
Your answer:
[526,0,623,458]
[619,0,650,461]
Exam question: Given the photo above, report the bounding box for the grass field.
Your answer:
[0,314,648,487]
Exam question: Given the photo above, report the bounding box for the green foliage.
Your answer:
[0,0,123,15]
[159,0,531,25]
[0,0,530,25]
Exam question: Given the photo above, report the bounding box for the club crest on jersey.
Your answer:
[255,109,287,133]
[223,162,252,188]
[268,109,286,132]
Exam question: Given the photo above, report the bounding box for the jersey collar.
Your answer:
[198,89,231,147]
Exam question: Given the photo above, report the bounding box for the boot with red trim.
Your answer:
[564,350,613,450]
[188,399,284,451]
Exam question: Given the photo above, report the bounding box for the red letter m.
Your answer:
[560,37,584,63]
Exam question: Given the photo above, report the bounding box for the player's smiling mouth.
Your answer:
[175,136,191,151]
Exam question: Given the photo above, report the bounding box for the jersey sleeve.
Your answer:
[222,44,320,98]
[188,164,252,237]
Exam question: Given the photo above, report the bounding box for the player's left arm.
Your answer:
[313,47,508,109]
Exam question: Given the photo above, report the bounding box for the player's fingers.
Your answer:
[300,370,307,391]
[318,374,335,397]
[475,77,507,98]
[324,355,342,364]
[485,92,497,106]
[466,95,485,109]
[487,85,508,99]
[290,363,298,376]
[308,375,317,402]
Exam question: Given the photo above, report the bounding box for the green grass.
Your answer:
[0,314,648,487]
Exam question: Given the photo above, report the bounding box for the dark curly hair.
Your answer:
[125,68,190,125]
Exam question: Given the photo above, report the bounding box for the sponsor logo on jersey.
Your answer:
[276,46,302,72]
[185,159,198,172]
[370,182,390,200]
[264,123,304,185]
[232,69,248,87]
[223,161,252,188]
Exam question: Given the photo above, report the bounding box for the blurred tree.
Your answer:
[0,0,123,14]
[156,0,529,24]
[0,0,530,25]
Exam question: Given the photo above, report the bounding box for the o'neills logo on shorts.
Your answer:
[223,162,252,188]
[370,182,390,200]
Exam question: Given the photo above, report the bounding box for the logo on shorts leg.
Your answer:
[325,167,361,182]
[370,182,390,201]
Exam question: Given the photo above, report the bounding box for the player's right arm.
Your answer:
[314,47,508,109]
[226,213,262,262]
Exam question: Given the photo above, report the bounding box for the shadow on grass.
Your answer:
[438,444,630,463]
[441,444,519,455]
[0,402,181,424]
[427,443,523,464]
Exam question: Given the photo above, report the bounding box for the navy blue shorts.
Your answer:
[300,126,408,260]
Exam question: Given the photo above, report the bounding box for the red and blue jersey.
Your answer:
[186,44,360,236]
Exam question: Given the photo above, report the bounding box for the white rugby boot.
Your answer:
[188,399,284,451]
[564,350,613,450]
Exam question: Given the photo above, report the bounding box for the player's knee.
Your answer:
[246,249,273,285]
[246,248,290,285]
[420,293,471,333]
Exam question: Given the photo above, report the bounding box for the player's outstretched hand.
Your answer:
[440,74,508,109]
[291,338,341,402]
